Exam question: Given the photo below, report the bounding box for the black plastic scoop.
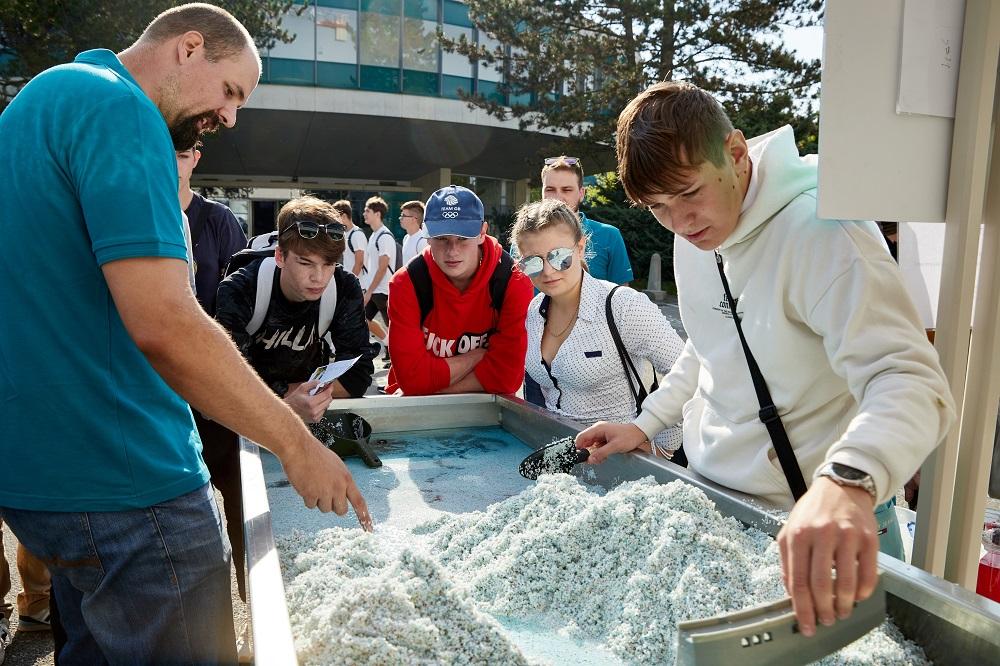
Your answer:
[310,412,383,468]
[518,438,590,480]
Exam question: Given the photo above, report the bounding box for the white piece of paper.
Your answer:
[308,356,362,395]
[897,0,966,118]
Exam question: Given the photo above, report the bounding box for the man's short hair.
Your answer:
[401,200,425,220]
[277,196,345,264]
[365,196,388,219]
[540,156,584,188]
[332,199,352,218]
[616,81,734,205]
[140,2,257,63]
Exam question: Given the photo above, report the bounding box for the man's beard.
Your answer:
[169,111,221,151]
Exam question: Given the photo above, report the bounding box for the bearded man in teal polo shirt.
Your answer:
[0,4,369,662]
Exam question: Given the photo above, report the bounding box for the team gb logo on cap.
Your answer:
[442,194,461,219]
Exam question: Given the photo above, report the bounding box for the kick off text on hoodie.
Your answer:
[634,125,956,509]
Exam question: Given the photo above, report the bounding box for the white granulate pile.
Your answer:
[279,474,930,665]
[279,528,531,665]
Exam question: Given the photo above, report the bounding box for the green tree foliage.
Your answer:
[444,0,822,162]
[0,0,300,109]
[584,171,675,284]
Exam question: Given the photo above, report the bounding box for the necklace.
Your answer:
[546,315,576,338]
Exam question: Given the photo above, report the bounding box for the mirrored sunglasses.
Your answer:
[544,156,581,166]
[281,219,346,241]
[518,247,575,277]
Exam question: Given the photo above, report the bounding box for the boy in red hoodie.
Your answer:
[386,186,533,395]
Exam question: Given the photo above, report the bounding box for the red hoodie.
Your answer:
[386,236,533,395]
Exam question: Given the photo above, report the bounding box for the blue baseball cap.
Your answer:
[423,185,485,238]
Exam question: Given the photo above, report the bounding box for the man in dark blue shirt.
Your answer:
[177,144,248,315]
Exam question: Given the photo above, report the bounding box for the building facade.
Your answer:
[195,0,569,238]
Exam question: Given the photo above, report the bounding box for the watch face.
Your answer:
[831,463,869,481]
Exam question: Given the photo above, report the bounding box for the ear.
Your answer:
[192,149,202,169]
[274,246,285,268]
[176,31,205,64]
[478,221,489,244]
[726,129,749,170]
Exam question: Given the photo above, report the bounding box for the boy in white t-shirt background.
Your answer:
[400,199,429,265]
[361,196,397,364]
[335,199,366,279]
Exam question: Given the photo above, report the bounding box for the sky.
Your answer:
[782,24,824,63]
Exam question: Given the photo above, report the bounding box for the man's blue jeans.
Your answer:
[0,483,237,665]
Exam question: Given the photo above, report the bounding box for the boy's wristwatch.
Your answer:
[816,462,877,501]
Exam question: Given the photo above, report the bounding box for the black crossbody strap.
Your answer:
[714,252,807,501]
[606,286,646,415]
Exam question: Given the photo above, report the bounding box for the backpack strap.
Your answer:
[605,286,647,415]
[715,251,807,501]
[406,254,434,327]
[488,250,515,316]
[247,257,277,336]
[318,271,338,342]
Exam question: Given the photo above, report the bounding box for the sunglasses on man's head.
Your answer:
[544,156,581,166]
[281,219,346,242]
[518,247,575,277]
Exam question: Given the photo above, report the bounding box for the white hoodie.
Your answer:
[634,126,956,508]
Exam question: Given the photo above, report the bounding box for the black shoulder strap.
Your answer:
[715,251,807,501]
[606,286,648,415]
[488,250,515,315]
[407,254,434,327]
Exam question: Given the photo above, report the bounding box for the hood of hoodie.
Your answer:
[424,234,503,299]
[719,125,818,251]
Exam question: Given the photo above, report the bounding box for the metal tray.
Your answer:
[240,394,1000,665]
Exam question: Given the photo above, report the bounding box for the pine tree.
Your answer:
[444,0,822,157]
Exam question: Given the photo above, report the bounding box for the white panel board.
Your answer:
[898,0,966,118]
[898,222,946,327]
[818,0,955,223]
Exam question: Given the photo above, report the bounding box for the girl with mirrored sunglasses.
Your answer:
[511,199,686,458]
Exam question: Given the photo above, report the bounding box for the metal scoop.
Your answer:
[676,577,886,665]
[518,438,590,480]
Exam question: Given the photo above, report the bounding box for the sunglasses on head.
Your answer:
[517,247,576,277]
[544,156,581,166]
[281,219,346,242]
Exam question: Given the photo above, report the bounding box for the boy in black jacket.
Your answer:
[208,196,375,598]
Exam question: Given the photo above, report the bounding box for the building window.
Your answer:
[360,0,402,69]
[269,4,316,62]
[317,7,357,63]
[443,0,473,28]
[477,33,504,103]
[441,22,473,99]
[316,6,359,88]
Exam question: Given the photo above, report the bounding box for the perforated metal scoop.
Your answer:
[676,577,886,665]
[518,438,590,480]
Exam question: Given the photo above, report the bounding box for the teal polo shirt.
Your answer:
[0,50,208,511]
[579,212,634,284]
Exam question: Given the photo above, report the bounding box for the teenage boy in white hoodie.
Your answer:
[576,81,955,637]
